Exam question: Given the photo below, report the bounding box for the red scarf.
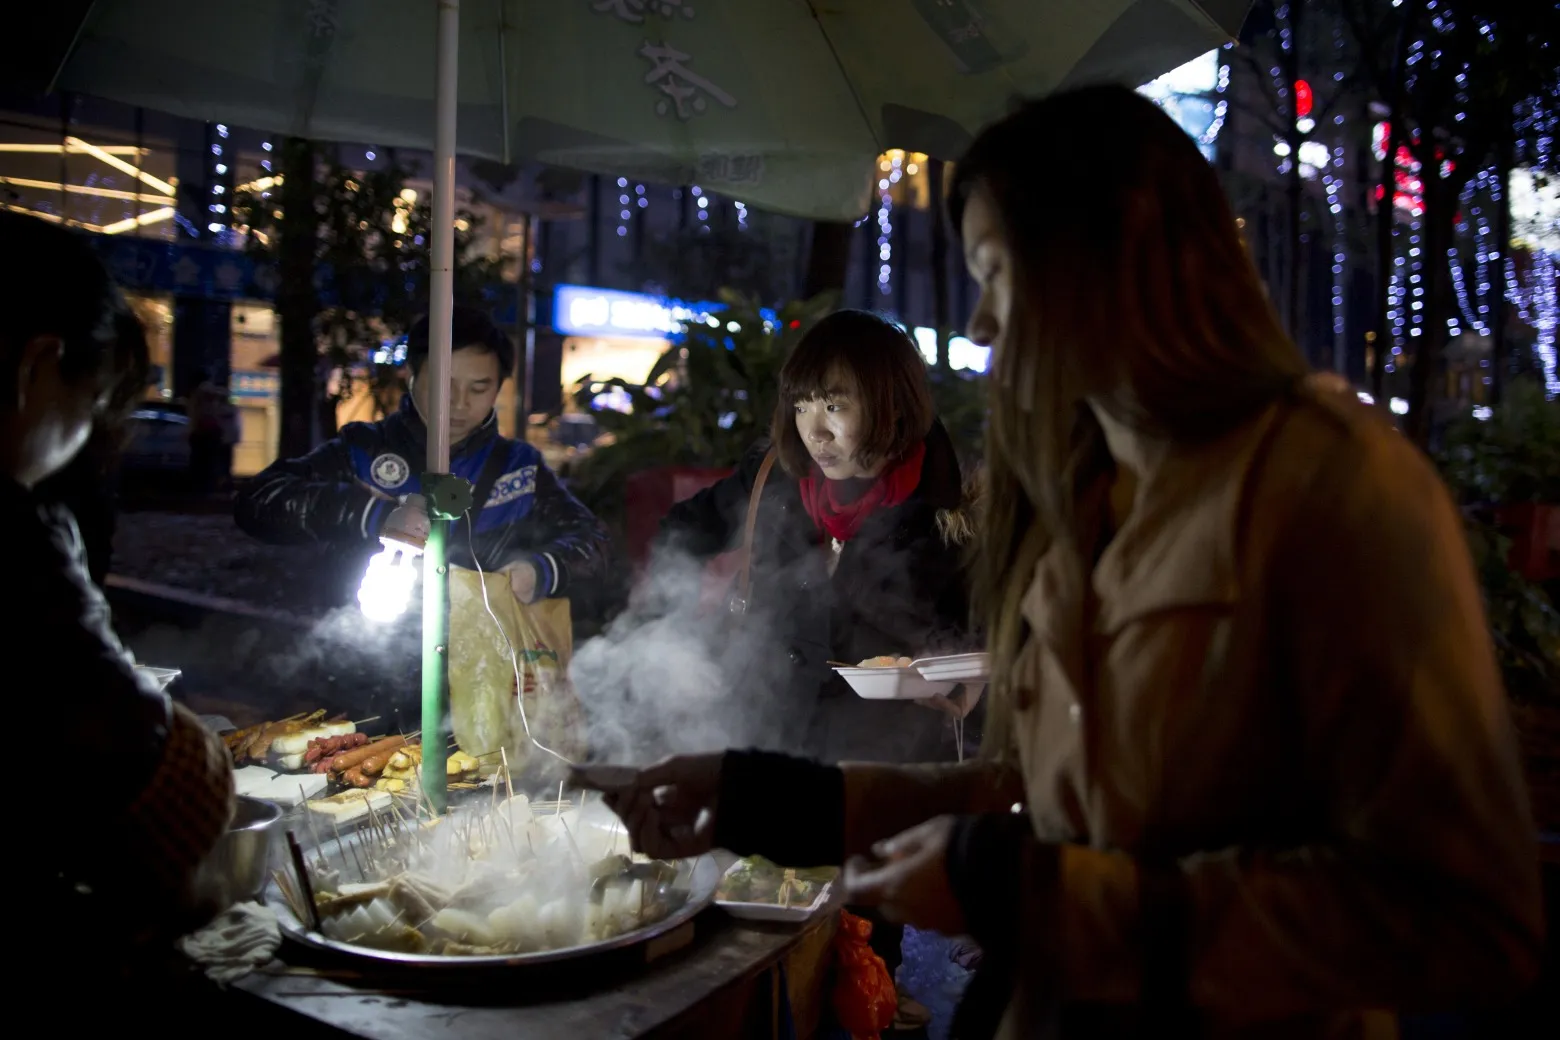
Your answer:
[798,441,926,545]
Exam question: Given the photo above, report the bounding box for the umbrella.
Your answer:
[48,0,1252,809]
[53,0,1250,222]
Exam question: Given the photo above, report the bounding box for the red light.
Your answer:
[1294,80,1314,119]
[788,320,801,329]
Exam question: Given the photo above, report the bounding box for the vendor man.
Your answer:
[237,305,610,605]
[238,307,610,757]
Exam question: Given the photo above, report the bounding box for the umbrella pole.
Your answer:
[421,0,462,815]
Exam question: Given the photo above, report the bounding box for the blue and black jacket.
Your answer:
[236,396,610,599]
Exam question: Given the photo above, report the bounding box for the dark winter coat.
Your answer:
[235,396,611,602]
[656,420,976,762]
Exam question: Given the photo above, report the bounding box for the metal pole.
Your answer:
[421,0,461,814]
[522,215,537,418]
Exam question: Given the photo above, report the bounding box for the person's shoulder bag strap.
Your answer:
[465,442,517,531]
[731,447,778,616]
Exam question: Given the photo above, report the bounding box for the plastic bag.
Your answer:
[831,910,897,1040]
[447,567,585,773]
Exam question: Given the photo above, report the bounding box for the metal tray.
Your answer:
[265,836,721,969]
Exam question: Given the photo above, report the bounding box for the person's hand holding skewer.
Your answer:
[573,754,723,860]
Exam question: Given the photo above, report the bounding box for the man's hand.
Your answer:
[381,495,431,548]
[503,560,538,604]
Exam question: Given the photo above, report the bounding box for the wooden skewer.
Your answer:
[353,716,381,726]
[271,868,305,923]
[500,746,516,804]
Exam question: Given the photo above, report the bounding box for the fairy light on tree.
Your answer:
[875,151,903,297]
[692,184,709,233]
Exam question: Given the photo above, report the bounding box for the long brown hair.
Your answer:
[948,85,1308,756]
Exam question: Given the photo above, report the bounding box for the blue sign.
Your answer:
[230,369,280,399]
[553,284,722,339]
[82,233,272,300]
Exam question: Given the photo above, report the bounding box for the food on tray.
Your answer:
[254,772,331,806]
[303,731,370,765]
[857,656,913,668]
[225,711,360,768]
[717,856,837,907]
[232,765,279,797]
[307,789,395,823]
[313,734,406,775]
[289,798,690,958]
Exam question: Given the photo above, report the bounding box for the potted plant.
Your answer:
[567,291,837,569]
[1440,379,1560,582]
[1438,377,1560,829]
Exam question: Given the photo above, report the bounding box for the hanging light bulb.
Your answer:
[358,495,428,621]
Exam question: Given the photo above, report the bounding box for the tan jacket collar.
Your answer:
[1021,403,1285,643]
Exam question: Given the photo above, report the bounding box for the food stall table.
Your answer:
[224,907,839,1040]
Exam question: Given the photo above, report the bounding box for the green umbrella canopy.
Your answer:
[54,0,1248,221]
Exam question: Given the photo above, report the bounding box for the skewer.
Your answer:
[271,868,306,923]
[500,746,517,804]
[286,831,324,932]
[333,816,367,882]
[353,716,381,726]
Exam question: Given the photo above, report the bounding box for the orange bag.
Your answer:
[831,910,898,1039]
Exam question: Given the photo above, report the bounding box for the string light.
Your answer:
[616,176,629,238]
[691,184,709,233]
[734,200,748,230]
[876,151,903,297]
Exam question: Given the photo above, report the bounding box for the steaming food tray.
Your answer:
[265,824,721,969]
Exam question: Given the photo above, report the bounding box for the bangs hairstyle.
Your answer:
[949,84,1307,759]
[771,309,935,478]
[406,304,515,380]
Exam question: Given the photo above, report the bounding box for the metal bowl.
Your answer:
[194,795,282,910]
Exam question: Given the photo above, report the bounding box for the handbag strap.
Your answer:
[734,447,779,612]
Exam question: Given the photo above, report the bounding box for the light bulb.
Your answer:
[358,536,422,622]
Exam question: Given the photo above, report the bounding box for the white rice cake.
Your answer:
[254,772,330,807]
[307,788,394,823]
[232,765,279,797]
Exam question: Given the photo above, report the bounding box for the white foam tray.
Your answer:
[833,666,955,701]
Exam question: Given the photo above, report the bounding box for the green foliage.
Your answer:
[564,290,837,525]
[926,363,988,469]
[232,149,501,424]
[1439,379,1560,505]
[1436,377,1560,702]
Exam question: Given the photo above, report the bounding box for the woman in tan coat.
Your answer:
[582,85,1543,1038]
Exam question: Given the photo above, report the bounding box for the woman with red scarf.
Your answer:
[658,309,976,765]
[657,310,975,1025]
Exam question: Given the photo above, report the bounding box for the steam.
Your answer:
[569,546,803,764]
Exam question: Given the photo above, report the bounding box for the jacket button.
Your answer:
[1069,703,1081,724]
[788,650,804,666]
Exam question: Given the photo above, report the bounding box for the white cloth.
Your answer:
[178,901,281,983]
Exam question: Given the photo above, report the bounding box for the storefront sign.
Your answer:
[230,369,279,399]
[83,233,264,300]
[553,284,719,339]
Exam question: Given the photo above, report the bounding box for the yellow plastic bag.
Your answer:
[446,566,585,773]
